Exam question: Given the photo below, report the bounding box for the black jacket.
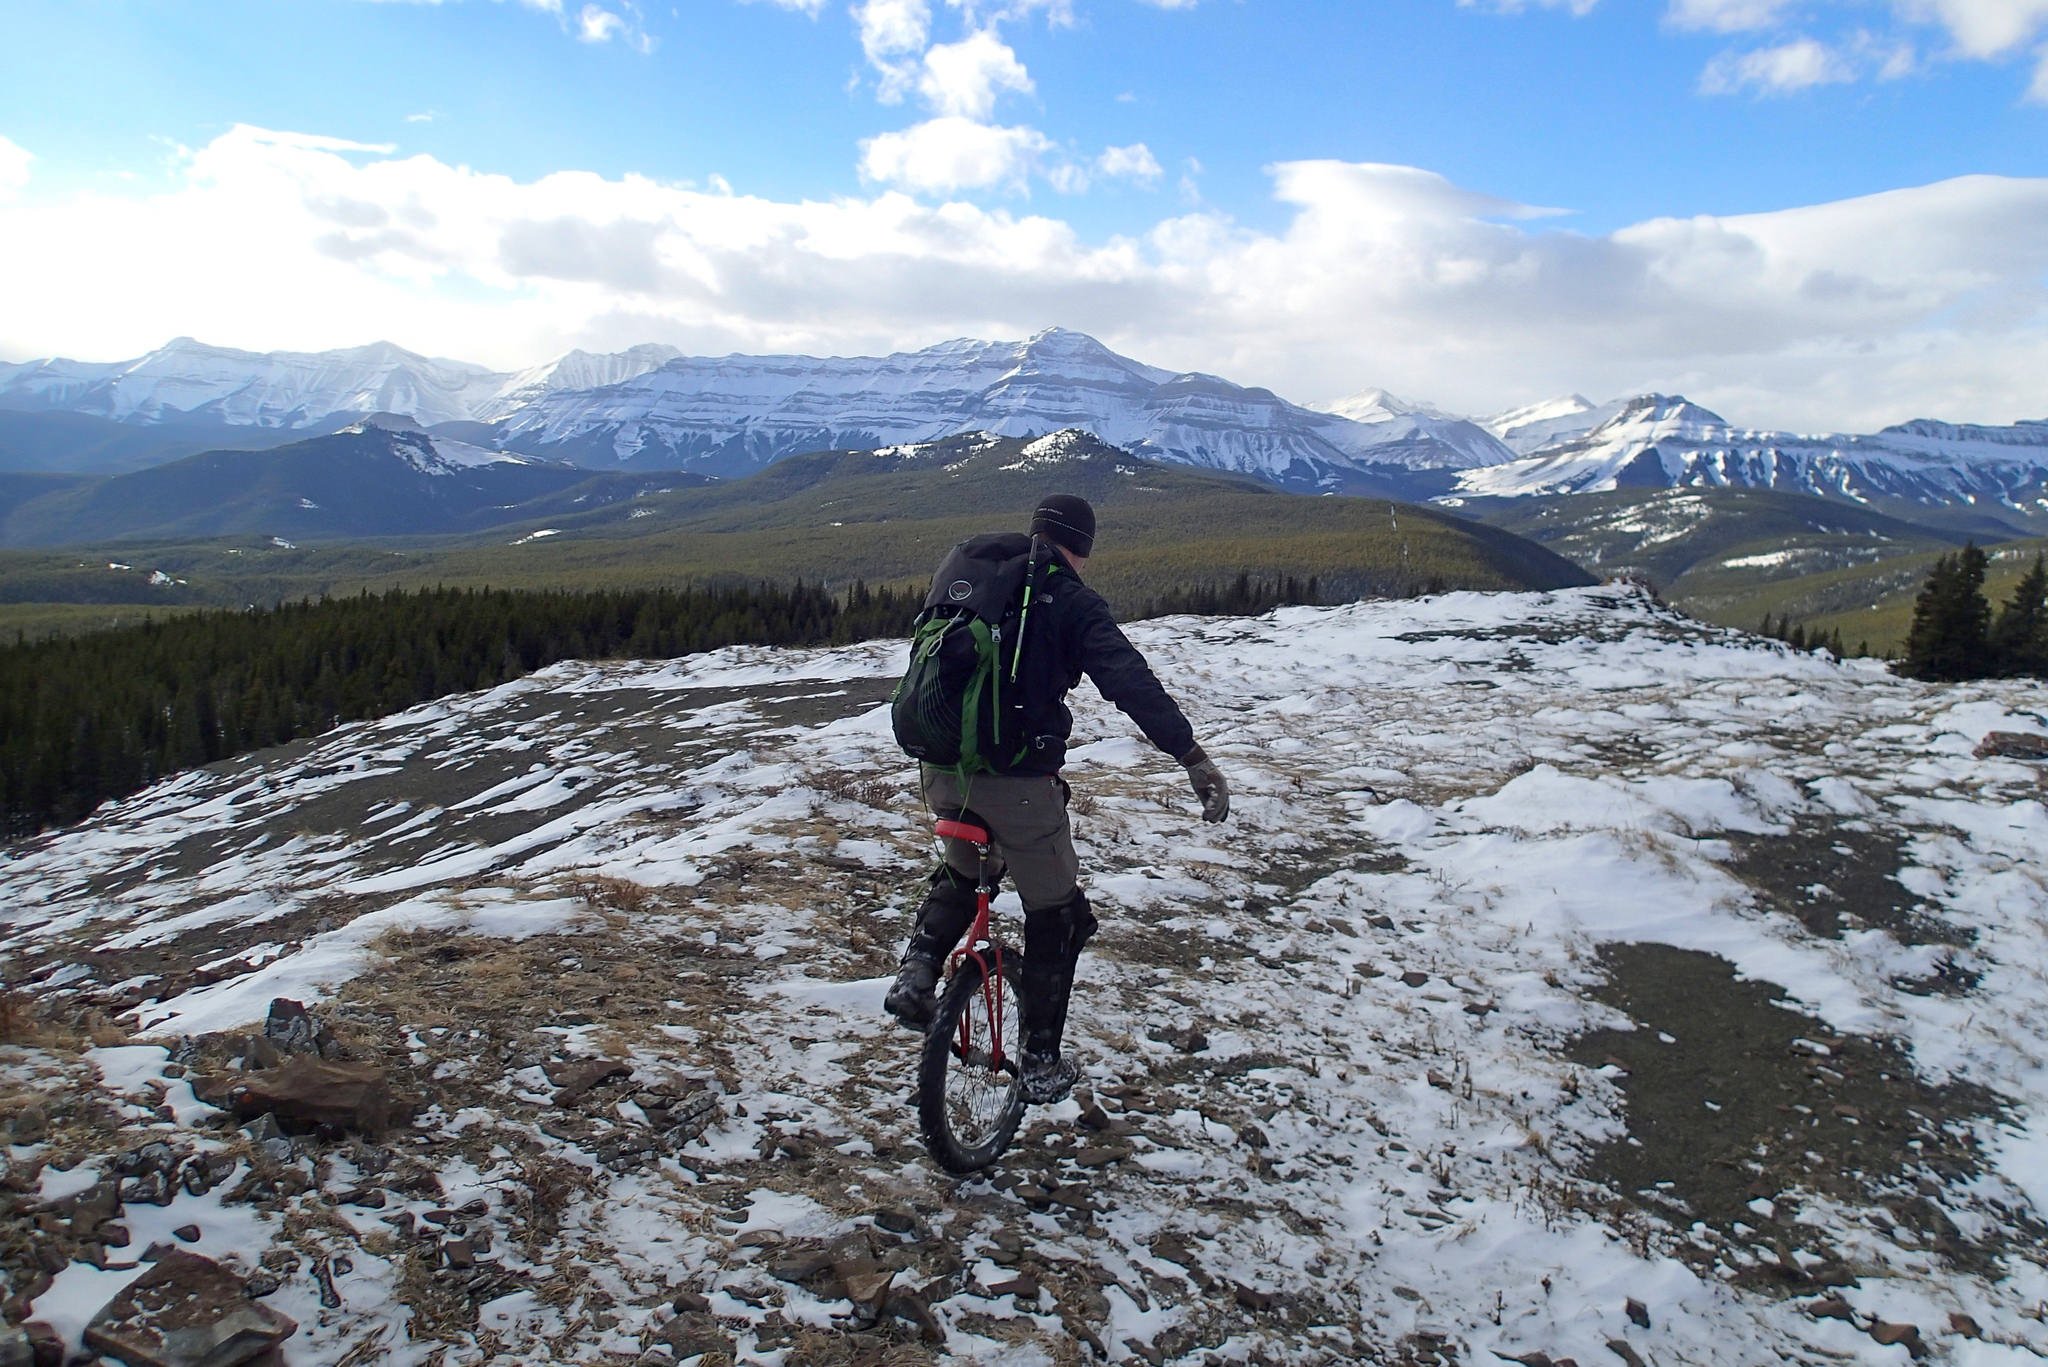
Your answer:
[988,534,1196,776]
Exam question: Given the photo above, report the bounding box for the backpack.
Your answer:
[891,532,1049,773]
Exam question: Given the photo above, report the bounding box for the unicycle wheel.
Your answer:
[918,950,1026,1173]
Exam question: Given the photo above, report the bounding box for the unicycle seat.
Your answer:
[934,814,992,847]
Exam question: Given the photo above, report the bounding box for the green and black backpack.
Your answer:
[891,532,1050,774]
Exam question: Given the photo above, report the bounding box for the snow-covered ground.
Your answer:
[4,585,2046,1365]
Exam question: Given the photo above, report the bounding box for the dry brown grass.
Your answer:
[0,989,31,1043]
[563,874,660,918]
[809,767,901,809]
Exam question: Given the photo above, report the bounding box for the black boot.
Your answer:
[1020,1049,1079,1105]
[883,867,977,1030]
[1019,890,1097,1100]
[883,955,940,1029]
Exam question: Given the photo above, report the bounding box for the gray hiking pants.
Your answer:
[919,766,1079,912]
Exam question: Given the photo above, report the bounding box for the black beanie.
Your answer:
[1031,493,1096,558]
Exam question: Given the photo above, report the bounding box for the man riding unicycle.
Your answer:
[885,494,1230,1106]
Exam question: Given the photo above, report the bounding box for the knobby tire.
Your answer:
[918,950,1026,1173]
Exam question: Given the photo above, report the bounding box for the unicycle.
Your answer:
[917,813,1027,1173]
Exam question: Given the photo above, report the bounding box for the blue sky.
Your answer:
[1,0,2045,429]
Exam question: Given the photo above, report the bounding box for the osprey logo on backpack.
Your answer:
[892,533,1048,774]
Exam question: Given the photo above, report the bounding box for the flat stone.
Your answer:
[670,1289,712,1315]
[222,1058,393,1137]
[546,1058,633,1106]
[766,1250,834,1285]
[1975,730,2048,761]
[658,1313,730,1359]
[1401,970,1431,988]
[83,1247,297,1367]
[172,1226,202,1244]
[1074,1146,1126,1168]
[987,1274,1040,1300]
[1606,1341,1647,1367]
[839,1265,896,1311]
[1625,1298,1649,1329]
[873,1208,918,1236]
[1076,1100,1114,1131]
[1869,1321,1926,1358]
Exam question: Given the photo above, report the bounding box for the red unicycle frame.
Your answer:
[917,812,1028,1171]
[932,815,1010,1072]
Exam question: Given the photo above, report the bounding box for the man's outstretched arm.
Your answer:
[1074,600,1229,822]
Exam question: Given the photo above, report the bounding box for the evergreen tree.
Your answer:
[1900,544,1993,681]
[1989,552,2048,678]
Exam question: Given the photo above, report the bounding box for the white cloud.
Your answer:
[574,2,654,49]
[4,126,2046,434]
[1700,36,1857,93]
[1665,0,1796,33]
[578,5,623,41]
[917,30,1034,119]
[0,136,31,199]
[748,0,828,13]
[859,116,1052,192]
[1898,0,2048,58]
[1479,0,2048,96]
[853,0,932,101]
[1096,142,1162,185]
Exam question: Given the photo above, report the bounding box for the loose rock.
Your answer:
[1974,731,2048,761]
[262,997,334,1057]
[221,1057,394,1137]
[83,1247,298,1367]
[546,1058,633,1107]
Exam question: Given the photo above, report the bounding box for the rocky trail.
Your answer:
[4,585,2047,1365]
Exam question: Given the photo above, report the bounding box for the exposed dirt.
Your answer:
[1567,942,2032,1289]
[1724,821,1969,948]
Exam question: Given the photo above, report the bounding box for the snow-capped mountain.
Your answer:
[1481,394,1629,455]
[0,338,504,429]
[7,331,2044,516]
[472,344,685,423]
[494,328,1517,482]
[1314,387,1518,470]
[340,412,540,475]
[1455,394,2048,514]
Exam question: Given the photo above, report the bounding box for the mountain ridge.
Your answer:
[6,331,2046,517]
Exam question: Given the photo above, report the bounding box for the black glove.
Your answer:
[1180,745,1230,823]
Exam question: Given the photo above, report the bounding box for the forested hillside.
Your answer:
[1,570,1323,839]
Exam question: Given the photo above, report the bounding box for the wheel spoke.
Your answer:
[927,960,1024,1161]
